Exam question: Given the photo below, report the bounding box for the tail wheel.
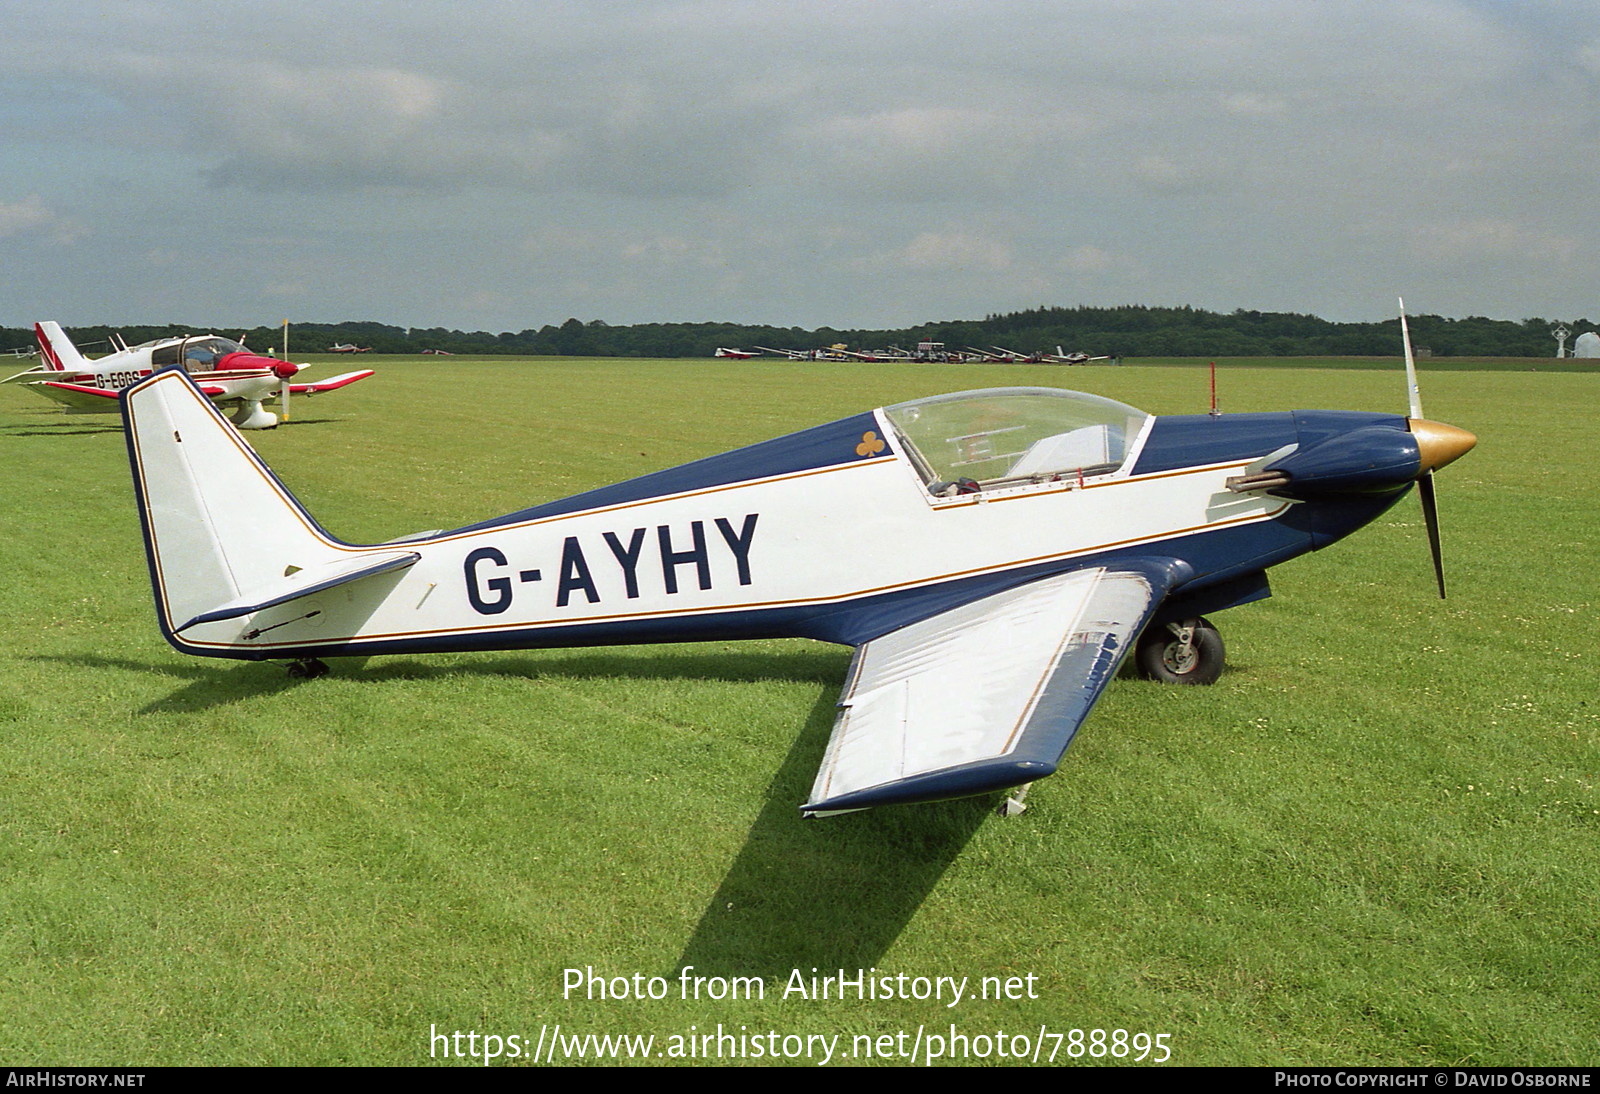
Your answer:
[1136,617,1224,685]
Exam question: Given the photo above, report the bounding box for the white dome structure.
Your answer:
[1574,332,1600,358]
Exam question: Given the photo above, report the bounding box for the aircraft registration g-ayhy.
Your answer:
[119,310,1474,816]
[3,322,373,429]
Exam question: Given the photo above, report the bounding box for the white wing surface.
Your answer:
[803,564,1177,815]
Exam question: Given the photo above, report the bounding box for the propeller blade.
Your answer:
[1416,469,1446,598]
[1399,297,1473,599]
[279,378,291,423]
[1399,296,1423,419]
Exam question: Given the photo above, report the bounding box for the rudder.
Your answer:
[34,322,90,372]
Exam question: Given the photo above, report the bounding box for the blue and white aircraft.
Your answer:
[118,326,1474,816]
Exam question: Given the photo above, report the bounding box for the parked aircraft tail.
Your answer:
[33,322,90,372]
[121,368,417,648]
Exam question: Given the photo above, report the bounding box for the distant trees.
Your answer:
[2,305,1592,359]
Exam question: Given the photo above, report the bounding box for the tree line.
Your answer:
[4,305,1592,359]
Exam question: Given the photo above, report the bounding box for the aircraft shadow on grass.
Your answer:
[38,645,986,969]
[0,422,127,437]
[27,653,330,713]
[672,699,991,981]
[0,417,346,440]
[33,645,853,715]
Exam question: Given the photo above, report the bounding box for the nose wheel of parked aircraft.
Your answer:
[1135,617,1224,685]
[285,659,329,680]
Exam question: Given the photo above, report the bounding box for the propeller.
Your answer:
[271,360,299,424]
[1398,298,1475,598]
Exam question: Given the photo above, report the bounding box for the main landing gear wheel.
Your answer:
[286,659,329,680]
[1135,617,1224,685]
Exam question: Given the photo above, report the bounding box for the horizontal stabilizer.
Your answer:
[803,561,1181,815]
[1,365,54,384]
[174,550,420,632]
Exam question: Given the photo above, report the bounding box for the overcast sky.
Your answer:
[3,1,1597,331]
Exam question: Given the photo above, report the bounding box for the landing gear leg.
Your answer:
[286,659,329,680]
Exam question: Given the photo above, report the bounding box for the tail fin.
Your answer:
[122,368,416,651]
[34,322,90,372]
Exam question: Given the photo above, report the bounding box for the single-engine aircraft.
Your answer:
[713,348,760,359]
[4,322,373,429]
[328,342,372,353]
[118,307,1474,815]
[1043,347,1111,365]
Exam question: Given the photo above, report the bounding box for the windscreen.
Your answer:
[883,388,1149,493]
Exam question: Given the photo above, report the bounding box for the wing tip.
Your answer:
[801,759,1057,816]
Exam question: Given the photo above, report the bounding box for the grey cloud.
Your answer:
[2,1,1597,329]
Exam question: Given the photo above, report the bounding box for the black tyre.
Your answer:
[1135,617,1224,685]
[287,659,329,680]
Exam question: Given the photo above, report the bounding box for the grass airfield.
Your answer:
[1,355,1595,1066]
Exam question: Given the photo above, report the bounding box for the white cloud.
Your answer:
[0,196,84,243]
[1219,93,1289,118]
[1409,219,1580,263]
[1061,245,1122,274]
[898,232,1013,272]
[0,196,54,236]
[1577,38,1600,75]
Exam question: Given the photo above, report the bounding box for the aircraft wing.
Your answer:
[287,369,374,394]
[803,561,1182,815]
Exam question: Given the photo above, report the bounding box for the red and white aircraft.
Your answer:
[3,322,373,429]
[328,342,372,353]
[712,347,759,359]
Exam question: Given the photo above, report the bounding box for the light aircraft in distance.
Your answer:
[755,345,812,360]
[4,322,373,429]
[1043,347,1111,365]
[970,345,1110,365]
[713,348,760,359]
[328,342,372,353]
[118,313,1473,815]
[834,347,915,363]
[755,345,854,362]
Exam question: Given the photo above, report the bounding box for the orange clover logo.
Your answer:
[855,431,886,457]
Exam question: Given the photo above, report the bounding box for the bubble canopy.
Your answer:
[881,387,1151,492]
[139,336,248,370]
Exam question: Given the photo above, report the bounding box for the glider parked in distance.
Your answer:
[5,323,373,429]
[964,345,1109,365]
[119,315,1473,815]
